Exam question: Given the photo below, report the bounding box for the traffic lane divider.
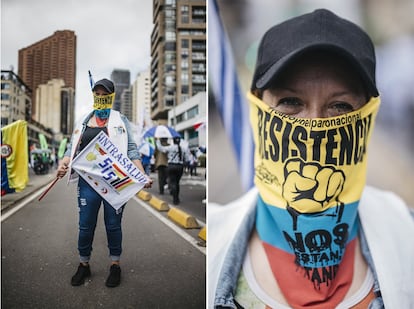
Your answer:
[137,190,151,201]
[167,207,199,229]
[136,190,203,232]
[136,190,170,211]
[198,226,206,241]
[149,195,170,211]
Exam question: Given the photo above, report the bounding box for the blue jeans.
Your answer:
[77,177,125,263]
[143,163,151,176]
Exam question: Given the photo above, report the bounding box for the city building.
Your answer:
[150,0,206,123]
[60,87,75,137]
[168,91,206,149]
[132,69,152,127]
[1,70,54,148]
[35,79,74,138]
[35,79,65,134]
[18,30,76,118]
[1,70,31,127]
[120,86,133,121]
[110,69,131,112]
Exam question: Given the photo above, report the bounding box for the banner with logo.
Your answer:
[1,120,29,195]
[71,131,147,210]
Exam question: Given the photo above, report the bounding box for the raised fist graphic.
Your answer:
[282,159,345,213]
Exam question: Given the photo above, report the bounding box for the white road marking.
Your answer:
[1,188,45,222]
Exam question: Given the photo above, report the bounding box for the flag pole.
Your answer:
[38,177,61,201]
[39,71,93,202]
[88,70,94,90]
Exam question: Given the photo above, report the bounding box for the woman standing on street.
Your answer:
[57,78,152,288]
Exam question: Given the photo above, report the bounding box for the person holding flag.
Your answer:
[57,77,152,288]
[208,8,414,308]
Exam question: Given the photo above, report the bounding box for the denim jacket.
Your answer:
[209,186,414,309]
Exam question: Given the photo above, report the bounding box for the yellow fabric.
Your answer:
[248,92,380,213]
[93,93,115,110]
[1,120,29,192]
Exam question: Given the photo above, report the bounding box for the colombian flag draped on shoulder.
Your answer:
[71,131,147,210]
[1,120,29,195]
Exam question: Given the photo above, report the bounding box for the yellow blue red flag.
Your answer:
[1,120,29,195]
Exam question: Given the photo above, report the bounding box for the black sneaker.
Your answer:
[105,264,121,287]
[71,263,91,286]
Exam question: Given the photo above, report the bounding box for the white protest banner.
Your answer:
[71,131,147,210]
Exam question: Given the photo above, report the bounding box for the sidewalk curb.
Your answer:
[167,207,200,229]
[198,226,206,241]
[137,190,152,201]
[1,176,54,213]
[136,190,170,211]
[149,195,170,211]
[137,190,202,230]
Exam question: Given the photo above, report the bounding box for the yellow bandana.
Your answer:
[249,92,380,307]
[248,91,380,213]
[93,93,115,110]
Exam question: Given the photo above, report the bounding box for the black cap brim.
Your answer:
[256,44,379,97]
[92,78,115,94]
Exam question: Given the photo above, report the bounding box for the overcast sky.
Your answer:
[1,0,153,119]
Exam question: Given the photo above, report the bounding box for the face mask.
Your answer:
[93,93,114,109]
[93,93,114,120]
[94,108,111,119]
[248,92,380,307]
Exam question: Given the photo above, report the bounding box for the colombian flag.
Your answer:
[1,120,29,196]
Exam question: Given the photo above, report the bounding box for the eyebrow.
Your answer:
[270,86,298,94]
[272,87,360,98]
[328,91,360,98]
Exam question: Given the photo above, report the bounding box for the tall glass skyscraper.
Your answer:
[110,69,131,113]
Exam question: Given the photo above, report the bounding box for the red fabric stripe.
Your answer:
[262,238,356,309]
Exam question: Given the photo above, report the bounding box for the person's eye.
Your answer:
[331,101,355,114]
[272,97,303,115]
[277,97,302,107]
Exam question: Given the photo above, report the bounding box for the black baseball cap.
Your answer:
[251,9,379,97]
[93,78,115,94]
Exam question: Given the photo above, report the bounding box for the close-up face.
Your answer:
[261,51,368,118]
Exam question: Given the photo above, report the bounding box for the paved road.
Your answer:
[1,170,206,308]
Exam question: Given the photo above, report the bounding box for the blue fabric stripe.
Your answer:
[256,195,360,268]
[208,0,254,190]
[0,134,15,195]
